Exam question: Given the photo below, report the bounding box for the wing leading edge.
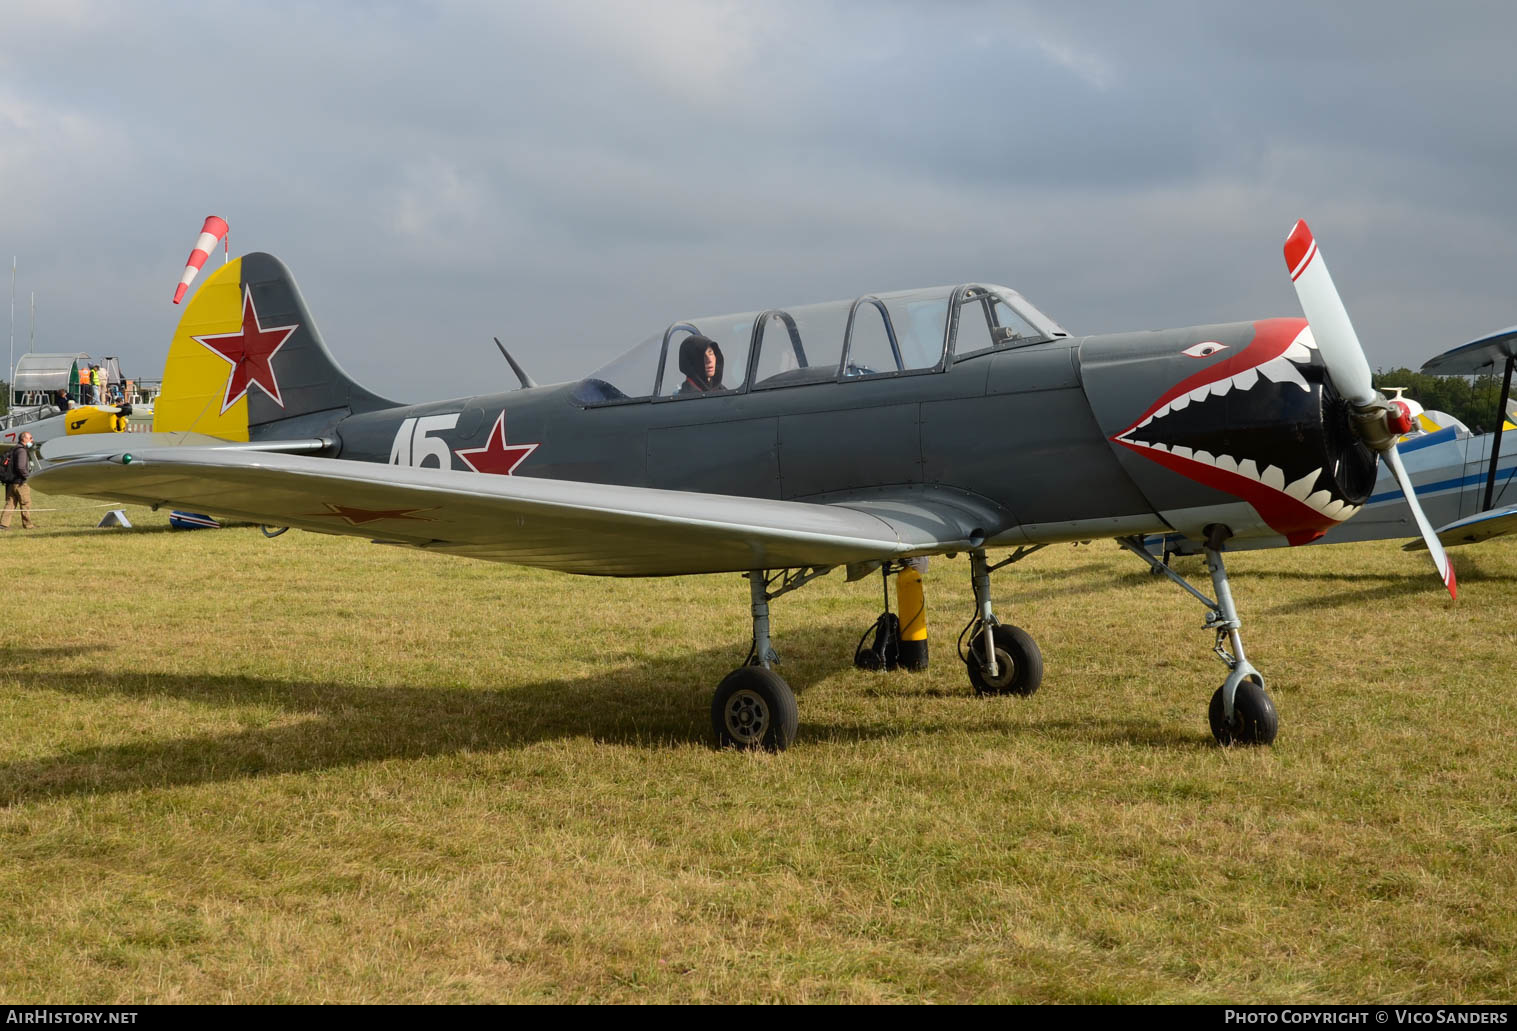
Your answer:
[34,447,1009,576]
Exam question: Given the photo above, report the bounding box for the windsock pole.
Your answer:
[173,216,230,304]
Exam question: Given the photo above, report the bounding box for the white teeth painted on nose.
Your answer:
[1259,357,1310,391]
[1135,335,1323,432]
[1285,469,1322,502]
[1121,441,1353,520]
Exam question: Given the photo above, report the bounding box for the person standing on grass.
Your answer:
[1,431,37,530]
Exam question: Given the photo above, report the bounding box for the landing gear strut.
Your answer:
[1119,532,1279,745]
[711,567,828,751]
[957,547,1044,697]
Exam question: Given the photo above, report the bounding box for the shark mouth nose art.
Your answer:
[1112,318,1375,545]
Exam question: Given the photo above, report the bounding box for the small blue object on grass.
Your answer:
[97,510,132,528]
[169,512,220,530]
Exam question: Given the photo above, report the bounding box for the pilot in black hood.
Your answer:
[677,334,725,394]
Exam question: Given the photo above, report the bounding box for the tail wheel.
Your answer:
[712,667,798,751]
[1209,675,1278,746]
[965,624,1042,697]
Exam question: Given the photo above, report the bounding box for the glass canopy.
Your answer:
[572,284,1066,406]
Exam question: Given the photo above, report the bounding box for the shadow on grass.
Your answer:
[0,621,849,805]
[0,616,1220,803]
[20,524,230,539]
[1254,554,1497,612]
[0,645,109,660]
[817,714,1210,753]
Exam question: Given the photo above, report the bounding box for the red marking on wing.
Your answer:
[309,503,437,526]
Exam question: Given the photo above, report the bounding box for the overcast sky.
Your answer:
[3,0,1515,401]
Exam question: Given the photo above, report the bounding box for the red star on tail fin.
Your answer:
[192,289,298,414]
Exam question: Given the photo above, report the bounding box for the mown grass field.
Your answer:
[0,489,1512,1003]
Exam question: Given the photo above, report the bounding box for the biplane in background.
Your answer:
[34,221,1454,750]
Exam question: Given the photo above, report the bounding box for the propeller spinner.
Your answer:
[1284,219,1456,598]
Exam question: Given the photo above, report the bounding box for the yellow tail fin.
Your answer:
[152,257,252,440]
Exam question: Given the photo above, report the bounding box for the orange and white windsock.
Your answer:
[173,215,229,304]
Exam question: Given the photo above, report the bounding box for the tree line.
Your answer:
[1372,368,1511,433]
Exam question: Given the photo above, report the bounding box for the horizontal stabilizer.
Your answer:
[41,432,331,463]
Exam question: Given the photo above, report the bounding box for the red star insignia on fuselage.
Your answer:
[454,411,539,475]
[309,503,438,526]
[192,288,299,414]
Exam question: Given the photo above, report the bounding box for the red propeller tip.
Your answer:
[1284,220,1315,279]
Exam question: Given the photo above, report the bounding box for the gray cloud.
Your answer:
[2,0,1515,401]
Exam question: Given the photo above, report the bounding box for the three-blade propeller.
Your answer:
[1284,219,1457,599]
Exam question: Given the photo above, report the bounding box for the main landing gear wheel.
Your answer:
[965,625,1043,697]
[1208,676,1278,746]
[712,666,798,751]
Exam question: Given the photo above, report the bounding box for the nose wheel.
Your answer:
[1209,674,1278,746]
[1119,533,1279,746]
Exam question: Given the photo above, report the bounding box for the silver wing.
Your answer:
[34,445,1010,576]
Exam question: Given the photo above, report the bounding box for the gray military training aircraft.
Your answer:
[35,220,1455,751]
